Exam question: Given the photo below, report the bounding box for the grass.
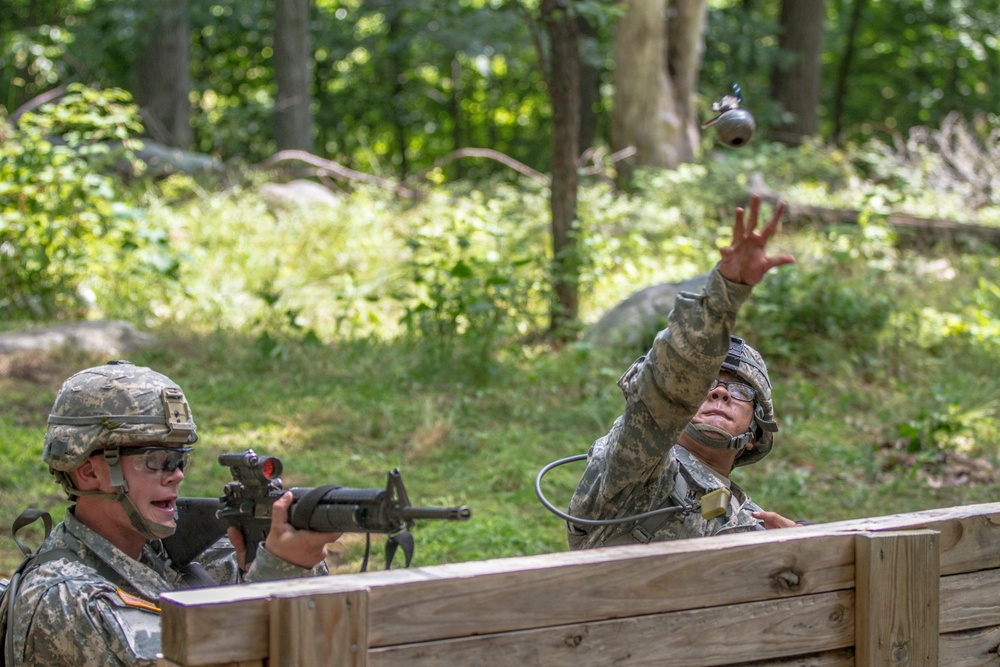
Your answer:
[2,146,999,577]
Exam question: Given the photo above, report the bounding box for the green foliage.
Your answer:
[827,1,1000,141]
[394,184,551,381]
[895,388,985,456]
[0,85,176,320]
[741,241,894,369]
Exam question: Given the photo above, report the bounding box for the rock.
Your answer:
[259,179,341,212]
[582,274,709,350]
[132,141,226,178]
[0,320,158,357]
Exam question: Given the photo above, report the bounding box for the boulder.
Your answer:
[0,320,158,357]
[582,274,709,350]
[259,179,341,212]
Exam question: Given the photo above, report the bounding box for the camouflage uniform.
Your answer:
[568,268,766,549]
[8,509,326,666]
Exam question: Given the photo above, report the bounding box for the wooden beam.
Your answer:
[742,649,855,667]
[939,625,1000,666]
[940,569,1000,633]
[366,591,855,667]
[160,589,269,665]
[269,589,368,667]
[855,530,940,666]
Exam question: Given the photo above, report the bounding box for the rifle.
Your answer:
[162,449,471,571]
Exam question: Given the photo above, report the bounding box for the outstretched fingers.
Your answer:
[733,204,746,241]
[758,199,787,242]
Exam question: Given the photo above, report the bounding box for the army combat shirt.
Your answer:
[567,267,766,549]
[9,509,327,666]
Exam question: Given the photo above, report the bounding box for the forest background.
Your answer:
[1,0,999,575]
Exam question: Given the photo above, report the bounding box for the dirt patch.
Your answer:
[877,438,998,487]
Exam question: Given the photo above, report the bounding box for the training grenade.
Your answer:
[702,83,755,148]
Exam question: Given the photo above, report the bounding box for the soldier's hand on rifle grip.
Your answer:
[227,525,248,573]
[263,491,342,570]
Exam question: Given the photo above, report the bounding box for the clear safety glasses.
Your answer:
[117,446,193,474]
[708,378,756,403]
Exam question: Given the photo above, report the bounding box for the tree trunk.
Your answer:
[274,0,314,153]
[770,0,827,145]
[134,0,191,148]
[542,0,581,338]
[577,14,600,153]
[831,0,866,144]
[449,57,465,180]
[667,0,708,155]
[386,7,409,177]
[612,0,707,181]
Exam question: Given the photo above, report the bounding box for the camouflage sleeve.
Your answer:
[568,268,752,530]
[16,580,160,667]
[194,537,242,584]
[244,545,329,582]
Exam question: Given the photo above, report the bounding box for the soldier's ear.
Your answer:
[73,455,105,490]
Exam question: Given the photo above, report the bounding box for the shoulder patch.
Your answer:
[115,587,160,613]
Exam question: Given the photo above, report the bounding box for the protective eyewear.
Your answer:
[118,446,193,474]
[709,378,756,403]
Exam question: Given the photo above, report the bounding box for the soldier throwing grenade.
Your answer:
[568,195,799,549]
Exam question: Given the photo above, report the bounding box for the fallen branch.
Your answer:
[405,147,550,187]
[747,173,1000,248]
[255,150,421,199]
[10,85,68,123]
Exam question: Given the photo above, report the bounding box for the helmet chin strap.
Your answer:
[683,422,754,452]
[117,492,176,540]
[100,447,177,540]
[57,476,176,540]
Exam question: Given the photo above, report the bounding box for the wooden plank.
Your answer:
[941,569,1000,633]
[364,531,858,647]
[813,502,1000,575]
[855,530,940,666]
[939,625,1000,667]
[367,590,854,667]
[269,590,368,667]
[742,649,855,667]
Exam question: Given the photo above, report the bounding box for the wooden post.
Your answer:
[855,530,940,666]
[269,589,368,667]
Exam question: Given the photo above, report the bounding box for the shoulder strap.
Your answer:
[624,470,692,544]
[11,508,53,558]
[3,508,59,667]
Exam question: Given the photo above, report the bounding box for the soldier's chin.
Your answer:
[147,520,177,539]
[691,420,735,439]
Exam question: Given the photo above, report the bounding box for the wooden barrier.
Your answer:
[158,502,1000,667]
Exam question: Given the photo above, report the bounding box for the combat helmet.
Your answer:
[44,360,197,538]
[683,335,778,467]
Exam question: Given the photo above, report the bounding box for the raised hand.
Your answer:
[718,194,795,286]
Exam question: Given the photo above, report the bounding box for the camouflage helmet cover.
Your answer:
[721,336,778,467]
[43,361,197,473]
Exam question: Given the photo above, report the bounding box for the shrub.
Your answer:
[0,84,173,319]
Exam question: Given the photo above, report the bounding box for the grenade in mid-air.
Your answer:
[702,84,755,148]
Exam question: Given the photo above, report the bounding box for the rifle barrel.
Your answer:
[402,505,471,521]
